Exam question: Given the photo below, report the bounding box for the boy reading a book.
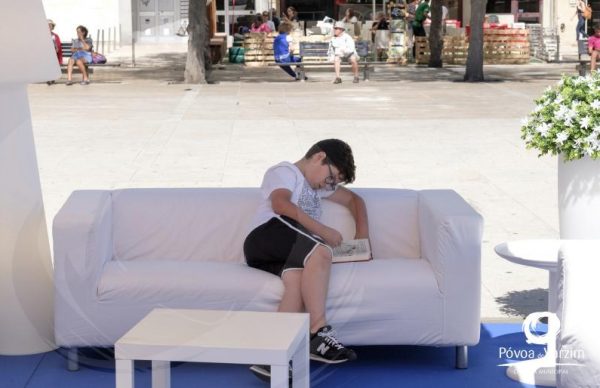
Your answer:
[244,139,369,378]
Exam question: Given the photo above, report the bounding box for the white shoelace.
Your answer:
[318,329,345,350]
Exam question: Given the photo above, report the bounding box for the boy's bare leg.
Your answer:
[301,245,332,333]
[592,51,599,72]
[278,270,304,312]
[334,57,341,78]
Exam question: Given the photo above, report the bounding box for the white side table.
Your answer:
[494,239,562,388]
[494,239,561,312]
[115,309,310,388]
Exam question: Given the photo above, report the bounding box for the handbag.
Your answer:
[92,52,107,64]
[584,5,593,20]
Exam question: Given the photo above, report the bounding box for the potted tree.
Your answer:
[521,73,600,239]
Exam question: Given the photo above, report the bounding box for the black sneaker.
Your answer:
[310,326,357,364]
[333,77,342,84]
[249,364,292,386]
[353,76,359,83]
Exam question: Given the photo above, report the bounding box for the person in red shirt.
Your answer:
[48,19,63,65]
[588,25,600,72]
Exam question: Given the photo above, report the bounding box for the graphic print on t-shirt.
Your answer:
[297,181,322,220]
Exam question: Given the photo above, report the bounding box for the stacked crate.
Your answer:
[527,24,559,62]
[415,28,529,65]
[243,33,276,67]
[387,19,407,64]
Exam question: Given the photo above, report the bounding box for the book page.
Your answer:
[332,239,372,263]
[332,239,369,257]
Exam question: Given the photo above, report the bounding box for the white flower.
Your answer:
[580,116,592,129]
[537,123,551,137]
[520,117,530,127]
[594,125,600,135]
[556,104,569,119]
[534,104,544,113]
[556,132,569,145]
[545,86,553,94]
[572,100,582,109]
[591,100,600,110]
[565,116,574,127]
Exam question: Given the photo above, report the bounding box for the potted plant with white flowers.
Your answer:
[521,73,600,239]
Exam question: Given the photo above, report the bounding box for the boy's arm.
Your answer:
[271,188,343,246]
[325,187,369,240]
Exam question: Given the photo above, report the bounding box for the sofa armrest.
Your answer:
[557,241,600,388]
[53,190,113,295]
[418,190,483,345]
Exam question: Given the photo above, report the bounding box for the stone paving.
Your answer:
[29,43,580,321]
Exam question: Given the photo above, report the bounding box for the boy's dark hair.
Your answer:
[595,24,600,31]
[305,139,356,184]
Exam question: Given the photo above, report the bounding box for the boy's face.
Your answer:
[595,29,600,37]
[305,152,343,190]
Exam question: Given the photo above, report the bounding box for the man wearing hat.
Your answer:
[328,21,360,84]
[48,19,63,66]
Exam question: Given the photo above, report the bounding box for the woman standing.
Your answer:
[371,12,389,61]
[66,25,93,85]
[575,0,588,40]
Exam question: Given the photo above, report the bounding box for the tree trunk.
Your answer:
[428,0,443,68]
[185,0,211,84]
[464,0,486,82]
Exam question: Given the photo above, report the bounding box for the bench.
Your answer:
[268,41,397,81]
[577,38,590,76]
[60,43,121,74]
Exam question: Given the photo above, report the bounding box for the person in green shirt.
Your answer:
[413,0,430,37]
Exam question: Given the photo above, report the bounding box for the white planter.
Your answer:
[558,154,600,238]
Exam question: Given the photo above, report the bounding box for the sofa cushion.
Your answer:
[111,188,261,263]
[111,188,420,264]
[97,257,442,345]
[98,260,283,311]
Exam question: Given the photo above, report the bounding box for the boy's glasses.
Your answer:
[325,162,338,191]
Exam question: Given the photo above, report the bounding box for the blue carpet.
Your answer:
[0,324,546,388]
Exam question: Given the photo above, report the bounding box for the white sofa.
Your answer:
[557,241,600,387]
[53,188,483,369]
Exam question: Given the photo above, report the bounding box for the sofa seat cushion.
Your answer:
[98,257,443,345]
[98,260,283,312]
[327,257,444,345]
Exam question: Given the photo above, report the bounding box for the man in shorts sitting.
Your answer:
[328,21,360,84]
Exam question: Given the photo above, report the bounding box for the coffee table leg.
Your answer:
[152,360,171,388]
[115,359,134,388]
[271,365,288,388]
[291,332,309,388]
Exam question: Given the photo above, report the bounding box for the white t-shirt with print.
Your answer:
[249,161,335,231]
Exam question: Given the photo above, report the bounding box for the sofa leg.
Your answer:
[67,347,80,371]
[455,345,468,369]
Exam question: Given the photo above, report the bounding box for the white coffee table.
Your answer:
[494,239,562,388]
[115,309,310,388]
[494,239,561,312]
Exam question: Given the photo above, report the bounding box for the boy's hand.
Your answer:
[321,226,343,247]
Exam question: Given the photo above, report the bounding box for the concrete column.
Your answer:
[556,0,579,58]
[0,0,61,355]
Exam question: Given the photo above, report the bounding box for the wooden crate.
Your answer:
[415,29,530,65]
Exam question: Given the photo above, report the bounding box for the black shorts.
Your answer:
[244,216,329,277]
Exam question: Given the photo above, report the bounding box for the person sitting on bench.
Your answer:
[273,22,306,81]
[589,25,600,72]
[66,25,93,86]
[328,21,359,84]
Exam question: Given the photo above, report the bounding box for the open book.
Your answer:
[332,239,372,263]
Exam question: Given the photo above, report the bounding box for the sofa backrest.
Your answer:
[111,187,420,263]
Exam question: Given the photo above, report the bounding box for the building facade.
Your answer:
[42,0,588,57]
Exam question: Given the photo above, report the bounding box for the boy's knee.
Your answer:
[310,245,332,263]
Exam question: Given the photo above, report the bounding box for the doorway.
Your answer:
[136,0,181,41]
